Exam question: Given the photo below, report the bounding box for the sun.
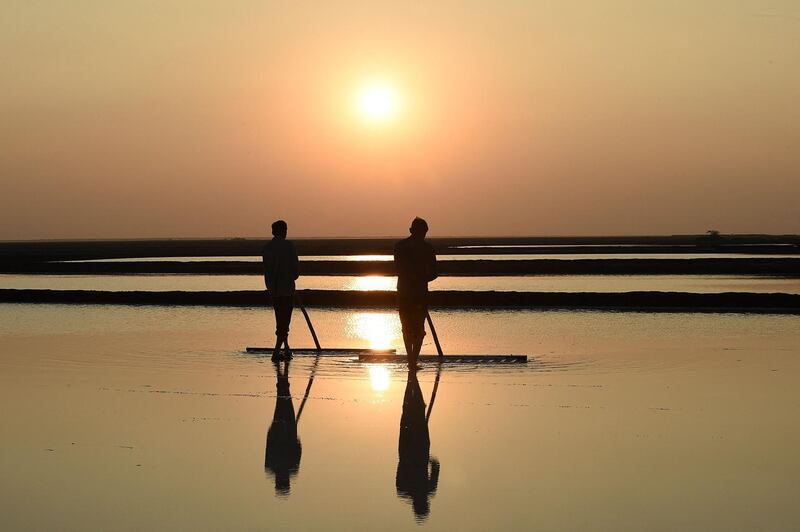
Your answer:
[356,82,400,123]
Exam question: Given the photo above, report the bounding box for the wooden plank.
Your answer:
[245,347,395,354]
[359,354,528,363]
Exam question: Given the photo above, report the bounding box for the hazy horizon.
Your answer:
[2,1,798,240]
[2,231,800,244]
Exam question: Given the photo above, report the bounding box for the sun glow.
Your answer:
[346,312,400,350]
[357,82,400,123]
[346,275,396,291]
[368,365,391,393]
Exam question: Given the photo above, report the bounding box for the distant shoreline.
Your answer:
[1,235,798,261]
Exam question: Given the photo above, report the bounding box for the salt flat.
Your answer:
[1,304,798,530]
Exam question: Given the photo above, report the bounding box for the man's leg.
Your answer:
[401,303,428,369]
[399,305,416,366]
[280,296,294,357]
[410,308,426,368]
[272,299,284,362]
[402,332,414,357]
[275,296,292,358]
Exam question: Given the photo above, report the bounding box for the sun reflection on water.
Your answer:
[349,255,393,262]
[345,276,397,291]
[368,365,391,392]
[346,311,400,350]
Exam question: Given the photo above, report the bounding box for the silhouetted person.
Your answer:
[394,217,437,368]
[265,361,302,496]
[263,220,299,362]
[396,370,439,521]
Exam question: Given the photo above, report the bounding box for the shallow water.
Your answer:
[1,304,799,530]
[3,273,799,294]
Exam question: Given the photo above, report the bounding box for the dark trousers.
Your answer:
[399,301,427,341]
[272,295,294,340]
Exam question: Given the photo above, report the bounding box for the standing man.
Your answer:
[263,220,300,362]
[394,217,437,369]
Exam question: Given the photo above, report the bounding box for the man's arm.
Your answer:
[262,244,272,290]
[428,458,440,494]
[289,241,300,281]
[425,244,438,283]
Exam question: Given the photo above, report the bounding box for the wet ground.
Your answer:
[1,304,799,530]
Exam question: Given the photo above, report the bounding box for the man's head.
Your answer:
[271,220,288,239]
[409,217,428,238]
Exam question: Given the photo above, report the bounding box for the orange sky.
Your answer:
[1,1,798,239]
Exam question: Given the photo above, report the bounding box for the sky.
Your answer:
[1,1,798,239]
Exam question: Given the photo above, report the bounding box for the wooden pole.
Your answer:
[425,310,444,357]
[295,292,321,351]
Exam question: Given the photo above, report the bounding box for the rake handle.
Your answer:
[425,310,444,357]
[294,292,321,351]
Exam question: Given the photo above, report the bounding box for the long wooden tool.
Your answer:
[359,354,527,363]
[425,310,444,357]
[294,292,321,351]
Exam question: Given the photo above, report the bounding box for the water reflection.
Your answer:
[396,369,441,521]
[346,312,400,350]
[368,365,391,393]
[265,361,302,496]
[345,275,396,291]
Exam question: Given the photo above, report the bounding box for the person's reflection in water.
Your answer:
[265,361,301,496]
[396,369,440,521]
